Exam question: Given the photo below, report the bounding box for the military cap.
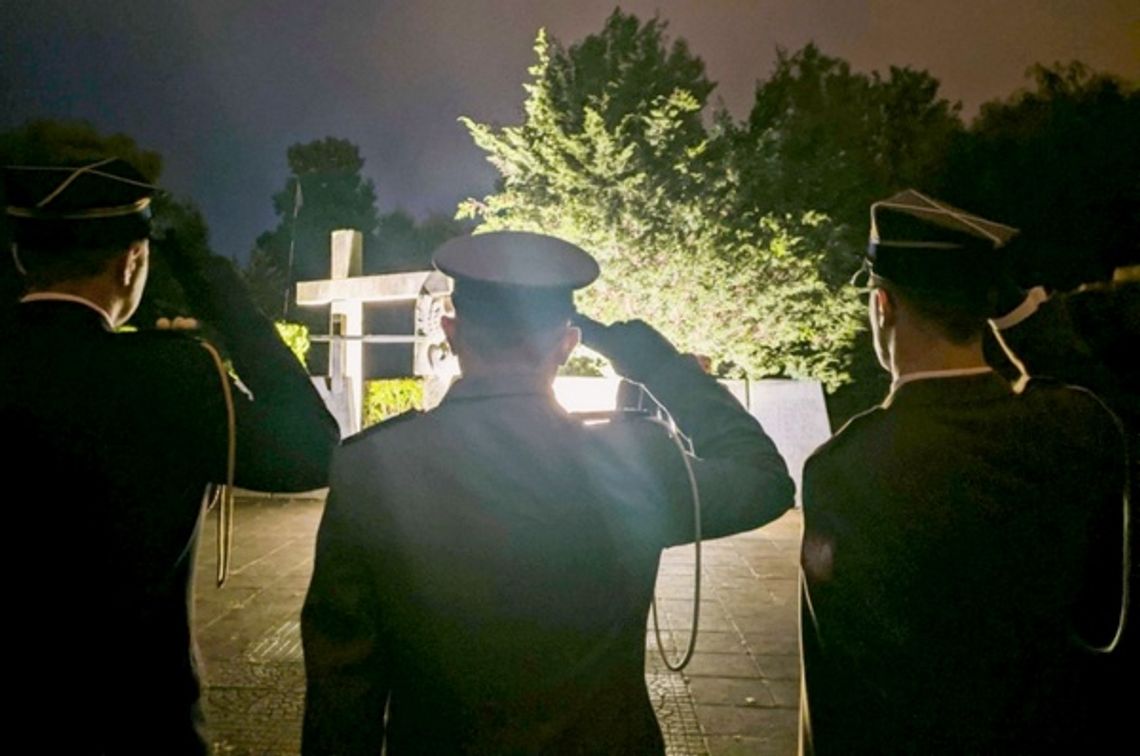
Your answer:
[432,231,599,328]
[856,189,1019,306]
[4,157,156,252]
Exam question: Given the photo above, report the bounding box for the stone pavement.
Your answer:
[195,495,803,755]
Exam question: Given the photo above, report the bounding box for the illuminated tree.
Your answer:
[460,14,863,388]
[726,45,965,417]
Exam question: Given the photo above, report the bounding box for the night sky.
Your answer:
[3,1,1137,261]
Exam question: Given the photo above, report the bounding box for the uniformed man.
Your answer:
[301,231,794,754]
[798,190,1127,754]
[988,263,1138,743]
[0,158,339,753]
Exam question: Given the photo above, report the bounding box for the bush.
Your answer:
[363,378,424,427]
[274,321,310,365]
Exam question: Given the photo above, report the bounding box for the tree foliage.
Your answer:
[459,14,863,388]
[247,137,467,318]
[371,210,469,274]
[363,378,423,426]
[250,136,382,303]
[944,63,1140,289]
[731,44,964,284]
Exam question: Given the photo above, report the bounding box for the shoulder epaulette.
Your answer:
[341,409,422,447]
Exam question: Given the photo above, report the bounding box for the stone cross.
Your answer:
[295,229,455,436]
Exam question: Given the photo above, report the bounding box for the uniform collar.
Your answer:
[443,371,555,403]
[883,369,1011,409]
[20,292,115,331]
[889,366,993,394]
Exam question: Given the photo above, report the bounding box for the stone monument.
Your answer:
[295,229,455,436]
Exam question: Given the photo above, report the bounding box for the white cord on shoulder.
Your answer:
[646,414,702,671]
[198,339,237,588]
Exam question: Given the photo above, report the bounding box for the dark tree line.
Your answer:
[3,8,1135,419]
[459,9,1138,419]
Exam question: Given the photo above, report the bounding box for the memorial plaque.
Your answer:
[747,380,832,507]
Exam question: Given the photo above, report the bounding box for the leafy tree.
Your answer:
[722,45,965,419]
[945,62,1140,289]
[244,244,289,320]
[731,44,964,284]
[141,192,214,324]
[251,137,381,309]
[0,119,163,179]
[274,321,311,365]
[460,14,863,388]
[544,9,713,177]
[370,210,469,274]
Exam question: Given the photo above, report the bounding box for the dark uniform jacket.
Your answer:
[799,372,1125,754]
[0,285,338,754]
[302,353,794,755]
[995,281,1138,738]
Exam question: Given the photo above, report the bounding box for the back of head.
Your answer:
[4,158,156,289]
[432,231,599,363]
[860,189,1019,343]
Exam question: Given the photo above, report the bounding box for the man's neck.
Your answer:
[27,279,124,328]
[889,334,987,383]
[458,362,556,385]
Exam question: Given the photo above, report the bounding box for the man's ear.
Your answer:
[557,325,581,365]
[120,241,147,286]
[111,249,134,287]
[875,288,896,329]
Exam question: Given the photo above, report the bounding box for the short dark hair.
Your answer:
[11,213,148,288]
[14,241,129,289]
[450,290,570,362]
[883,280,990,344]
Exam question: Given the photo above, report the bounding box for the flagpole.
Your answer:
[283,177,303,318]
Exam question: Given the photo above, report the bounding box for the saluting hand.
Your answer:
[571,313,682,382]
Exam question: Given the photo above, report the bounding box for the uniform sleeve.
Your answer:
[183,260,339,493]
[301,454,390,753]
[639,355,795,546]
[798,453,874,653]
[222,313,338,492]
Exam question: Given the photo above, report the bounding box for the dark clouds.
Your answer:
[3,1,1137,259]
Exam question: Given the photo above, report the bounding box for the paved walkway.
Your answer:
[195,495,803,755]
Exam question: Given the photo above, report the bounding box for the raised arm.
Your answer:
[172,256,340,492]
[575,316,795,544]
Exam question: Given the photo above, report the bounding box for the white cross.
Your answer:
[295,229,454,435]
